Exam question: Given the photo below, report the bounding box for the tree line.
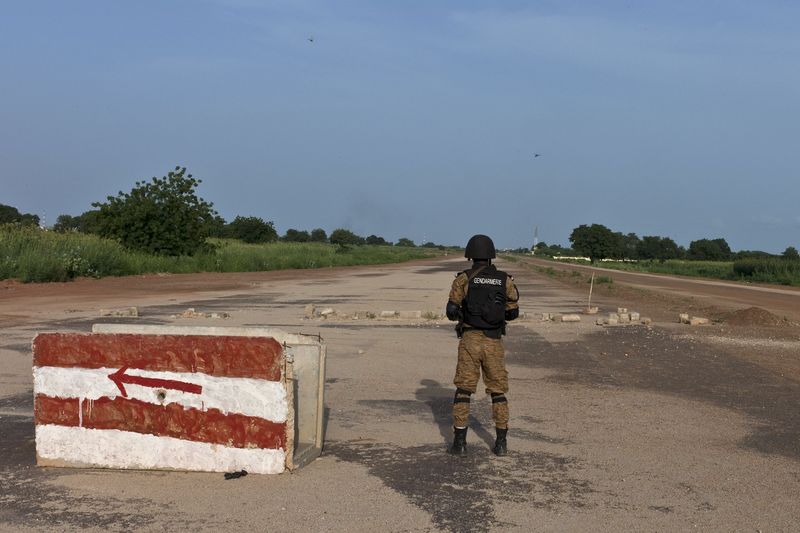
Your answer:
[2,167,425,256]
[563,223,798,263]
[0,204,40,227]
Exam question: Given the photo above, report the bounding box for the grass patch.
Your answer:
[0,225,441,283]
[533,257,800,287]
[733,258,800,286]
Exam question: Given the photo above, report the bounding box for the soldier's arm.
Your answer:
[446,273,468,321]
[505,275,520,321]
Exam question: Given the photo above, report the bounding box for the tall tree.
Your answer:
[688,238,732,261]
[282,229,311,242]
[569,224,617,262]
[637,236,680,262]
[330,228,364,246]
[92,166,218,255]
[309,228,328,242]
[229,216,278,243]
[783,246,800,260]
[0,203,39,226]
[365,234,388,245]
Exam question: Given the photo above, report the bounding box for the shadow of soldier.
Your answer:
[415,379,494,449]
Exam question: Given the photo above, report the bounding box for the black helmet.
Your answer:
[465,234,496,260]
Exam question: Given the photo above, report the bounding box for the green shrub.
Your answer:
[733,258,800,285]
[0,225,441,283]
[230,216,278,243]
[330,229,364,246]
[92,167,218,255]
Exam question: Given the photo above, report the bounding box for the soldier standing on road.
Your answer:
[445,234,520,456]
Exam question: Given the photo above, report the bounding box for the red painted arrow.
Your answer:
[108,366,203,397]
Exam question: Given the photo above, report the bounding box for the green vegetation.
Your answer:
[569,224,618,262]
[511,222,799,287]
[531,242,575,257]
[329,228,365,246]
[687,238,732,261]
[0,203,39,226]
[365,234,389,245]
[732,257,800,285]
[53,210,102,233]
[564,223,738,263]
[309,228,327,242]
[228,216,278,243]
[537,257,800,287]
[92,167,219,255]
[577,259,734,279]
[637,236,680,262]
[282,228,311,242]
[0,225,439,283]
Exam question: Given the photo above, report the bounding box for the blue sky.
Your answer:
[1,1,798,252]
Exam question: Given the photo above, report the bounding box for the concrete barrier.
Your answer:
[33,325,325,474]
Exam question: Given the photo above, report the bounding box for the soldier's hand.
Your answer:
[446,301,461,321]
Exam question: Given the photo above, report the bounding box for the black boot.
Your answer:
[449,427,468,455]
[493,428,508,456]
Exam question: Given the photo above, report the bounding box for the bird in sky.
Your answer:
[308,37,314,43]
[533,153,542,158]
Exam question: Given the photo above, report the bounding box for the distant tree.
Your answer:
[21,213,40,226]
[637,236,680,262]
[0,204,17,224]
[309,228,328,242]
[617,232,641,260]
[206,215,230,238]
[569,224,617,262]
[712,238,732,259]
[783,246,800,260]
[78,210,102,234]
[533,242,575,257]
[329,228,364,246]
[92,167,218,255]
[229,216,278,243]
[688,238,732,261]
[283,229,310,242]
[365,234,388,245]
[396,237,415,247]
[0,203,39,226]
[53,214,78,232]
[421,241,439,248]
[734,250,774,260]
[53,210,102,233]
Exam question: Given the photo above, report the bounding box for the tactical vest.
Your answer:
[462,265,507,330]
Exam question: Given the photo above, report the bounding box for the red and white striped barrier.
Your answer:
[33,327,325,474]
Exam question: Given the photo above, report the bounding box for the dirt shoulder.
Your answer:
[517,256,800,323]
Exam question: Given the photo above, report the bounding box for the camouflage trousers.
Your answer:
[452,330,509,429]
